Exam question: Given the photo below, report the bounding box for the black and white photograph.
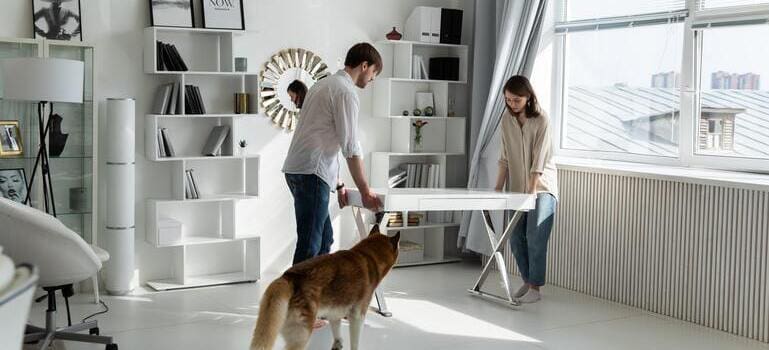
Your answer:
[0,121,23,158]
[0,168,28,204]
[202,0,245,30]
[32,0,82,41]
[149,0,194,28]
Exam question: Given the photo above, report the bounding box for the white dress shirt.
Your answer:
[282,70,363,188]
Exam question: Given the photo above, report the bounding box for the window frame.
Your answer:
[552,0,769,172]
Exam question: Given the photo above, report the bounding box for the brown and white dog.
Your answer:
[250,225,400,350]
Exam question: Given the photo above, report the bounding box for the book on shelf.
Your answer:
[157,130,167,157]
[202,125,230,156]
[388,167,408,188]
[167,82,179,115]
[152,83,172,115]
[400,163,440,189]
[184,85,206,115]
[156,41,189,72]
[412,55,428,80]
[160,128,176,157]
[185,169,200,199]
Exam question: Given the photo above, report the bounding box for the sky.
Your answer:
[563,1,769,90]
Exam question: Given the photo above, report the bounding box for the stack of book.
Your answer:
[151,83,206,115]
[403,163,440,188]
[388,167,407,188]
[184,85,207,115]
[185,169,201,199]
[157,128,176,158]
[202,126,230,156]
[387,212,424,227]
[156,41,189,71]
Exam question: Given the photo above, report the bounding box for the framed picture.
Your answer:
[0,121,23,158]
[149,0,194,28]
[0,168,28,204]
[32,0,83,41]
[202,0,245,30]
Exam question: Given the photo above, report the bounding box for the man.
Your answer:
[283,43,383,267]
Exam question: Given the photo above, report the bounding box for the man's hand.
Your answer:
[361,190,382,211]
[337,186,349,208]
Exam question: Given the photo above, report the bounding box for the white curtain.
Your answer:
[458,0,550,255]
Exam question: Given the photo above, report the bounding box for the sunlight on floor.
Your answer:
[387,298,541,343]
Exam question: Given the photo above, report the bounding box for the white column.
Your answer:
[103,98,135,295]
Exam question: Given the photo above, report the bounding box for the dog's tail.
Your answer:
[250,277,292,350]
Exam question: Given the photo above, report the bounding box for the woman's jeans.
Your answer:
[510,193,557,287]
[285,173,333,265]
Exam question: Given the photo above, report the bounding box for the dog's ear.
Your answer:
[369,224,380,236]
[389,231,401,251]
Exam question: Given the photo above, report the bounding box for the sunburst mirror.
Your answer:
[259,48,330,131]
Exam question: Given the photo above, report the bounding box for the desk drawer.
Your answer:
[417,198,508,211]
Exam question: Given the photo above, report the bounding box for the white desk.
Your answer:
[347,188,536,316]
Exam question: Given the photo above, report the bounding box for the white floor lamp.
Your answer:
[0,57,84,216]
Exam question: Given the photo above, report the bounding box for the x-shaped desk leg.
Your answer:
[467,210,524,307]
[352,207,392,317]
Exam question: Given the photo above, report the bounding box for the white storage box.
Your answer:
[157,218,183,246]
[397,240,424,265]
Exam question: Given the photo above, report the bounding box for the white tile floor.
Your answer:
[27,261,769,350]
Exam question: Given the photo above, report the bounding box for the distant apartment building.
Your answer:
[711,71,760,90]
[651,71,679,88]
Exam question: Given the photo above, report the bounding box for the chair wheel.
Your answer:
[90,327,99,335]
[106,344,118,350]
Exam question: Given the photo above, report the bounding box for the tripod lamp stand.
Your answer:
[0,58,84,216]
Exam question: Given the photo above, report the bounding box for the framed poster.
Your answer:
[149,0,194,28]
[0,168,28,204]
[202,0,245,30]
[32,0,83,41]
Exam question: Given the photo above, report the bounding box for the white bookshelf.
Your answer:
[143,26,261,290]
[372,39,469,268]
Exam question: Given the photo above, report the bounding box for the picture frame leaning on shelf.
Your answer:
[0,121,23,158]
[149,0,195,28]
[202,0,245,30]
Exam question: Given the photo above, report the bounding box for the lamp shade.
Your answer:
[0,58,84,103]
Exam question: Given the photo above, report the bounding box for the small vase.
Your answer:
[386,27,402,41]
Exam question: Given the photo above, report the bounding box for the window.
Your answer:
[697,24,769,159]
[554,0,769,171]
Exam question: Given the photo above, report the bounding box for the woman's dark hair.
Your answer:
[344,43,383,73]
[503,75,542,118]
[287,80,308,108]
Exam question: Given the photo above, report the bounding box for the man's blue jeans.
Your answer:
[285,174,333,265]
[510,193,557,287]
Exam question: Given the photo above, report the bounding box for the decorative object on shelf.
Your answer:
[402,110,409,116]
[202,0,245,30]
[235,57,248,72]
[48,114,68,157]
[0,168,28,203]
[412,119,429,152]
[235,93,250,114]
[416,91,435,115]
[104,98,136,295]
[33,0,82,41]
[260,48,330,131]
[238,139,247,157]
[413,108,422,116]
[149,0,194,28]
[385,27,403,40]
[0,121,23,158]
[68,186,87,212]
[448,97,456,117]
[0,57,84,216]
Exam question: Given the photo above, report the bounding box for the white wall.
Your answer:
[0,0,474,281]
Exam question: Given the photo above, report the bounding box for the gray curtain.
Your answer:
[458,0,550,255]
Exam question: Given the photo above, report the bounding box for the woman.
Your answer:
[287,79,308,109]
[495,75,558,304]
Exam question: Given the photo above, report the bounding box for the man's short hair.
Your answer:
[344,43,383,73]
